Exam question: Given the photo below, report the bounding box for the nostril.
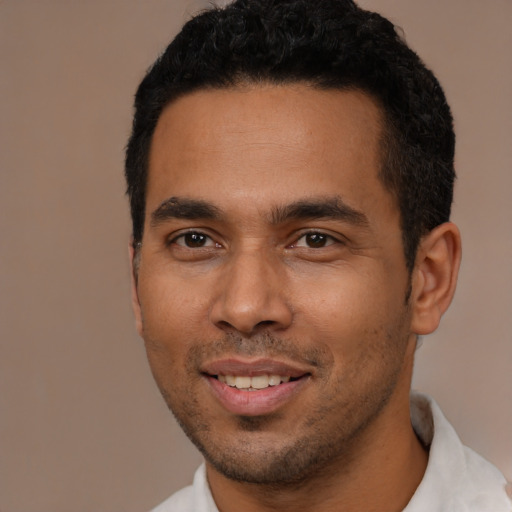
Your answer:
[256,320,275,328]
[217,320,233,330]
[215,319,277,336]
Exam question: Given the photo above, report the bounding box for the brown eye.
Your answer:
[173,232,216,248]
[184,233,207,247]
[290,231,341,250]
[304,233,329,248]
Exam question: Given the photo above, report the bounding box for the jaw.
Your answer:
[203,354,425,512]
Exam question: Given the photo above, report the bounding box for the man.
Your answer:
[125,1,510,510]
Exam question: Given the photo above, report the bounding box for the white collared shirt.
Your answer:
[151,393,511,512]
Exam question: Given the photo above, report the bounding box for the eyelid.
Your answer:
[167,228,221,248]
[289,229,345,248]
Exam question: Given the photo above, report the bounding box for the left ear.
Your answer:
[129,242,144,338]
[410,222,462,336]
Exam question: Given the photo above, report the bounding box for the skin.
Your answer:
[131,84,461,512]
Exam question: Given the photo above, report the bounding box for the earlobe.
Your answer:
[129,242,144,337]
[410,222,462,336]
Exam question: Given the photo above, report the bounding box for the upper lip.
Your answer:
[201,358,311,378]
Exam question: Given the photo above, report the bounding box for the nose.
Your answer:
[209,249,293,336]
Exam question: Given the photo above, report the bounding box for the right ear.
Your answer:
[129,242,144,337]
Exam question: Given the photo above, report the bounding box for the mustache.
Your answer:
[186,331,334,372]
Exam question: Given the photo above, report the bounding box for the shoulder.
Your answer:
[407,392,511,512]
[459,444,511,511]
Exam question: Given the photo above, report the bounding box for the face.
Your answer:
[133,85,416,485]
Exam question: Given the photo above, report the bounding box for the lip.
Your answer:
[202,358,310,378]
[202,358,311,416]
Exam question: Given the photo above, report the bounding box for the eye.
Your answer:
[171,231,219,248]
[293,232,338,248]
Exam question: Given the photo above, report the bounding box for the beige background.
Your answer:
[1,1,510,510]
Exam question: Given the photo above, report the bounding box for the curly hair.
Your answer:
[125,0,455,272]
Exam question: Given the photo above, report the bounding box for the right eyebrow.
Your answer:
[150,197,222,227]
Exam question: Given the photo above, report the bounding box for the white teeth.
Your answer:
[268,375,281,386]
[251,375,269,389]
[219,374,292,390]
[235,376,251,389]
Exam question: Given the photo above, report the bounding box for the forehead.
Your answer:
[147,84,393,220]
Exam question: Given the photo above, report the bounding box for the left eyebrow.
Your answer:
[150,197,221,227]
[270,196,369,227]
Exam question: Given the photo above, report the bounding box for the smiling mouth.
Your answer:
[204,363,311,415]
[214,374,303,391]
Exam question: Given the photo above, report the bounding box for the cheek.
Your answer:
[292,265,409,364]
[294,266,394,328]
[137,279,200,391]
[139,271,211,334]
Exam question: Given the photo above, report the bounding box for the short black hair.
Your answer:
[125,0,455,272]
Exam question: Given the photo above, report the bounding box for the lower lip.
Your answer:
[205,375,309,416]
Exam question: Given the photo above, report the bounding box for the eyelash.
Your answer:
[291,230,341,249]
[168,231,220,249]
[167,229,343,250]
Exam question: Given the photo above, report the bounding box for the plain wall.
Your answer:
[1,1,510,511]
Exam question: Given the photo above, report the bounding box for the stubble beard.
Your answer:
[149,321,412,488]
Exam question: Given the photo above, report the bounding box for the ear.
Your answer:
[129,242,144,337]
[410,222,462,335]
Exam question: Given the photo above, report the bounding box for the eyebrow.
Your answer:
[150,195,369,228]
[150,197,221,227]
[270,196,369,227]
